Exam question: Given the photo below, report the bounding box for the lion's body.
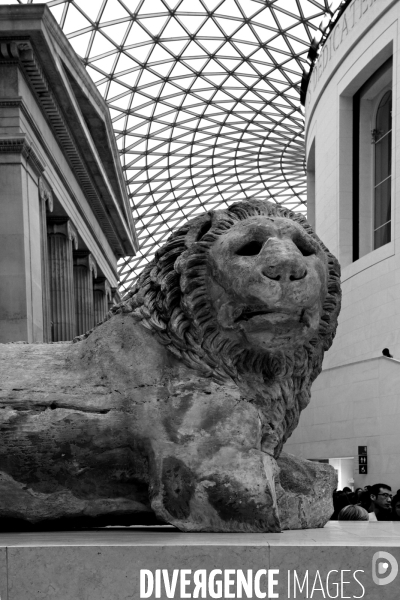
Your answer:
[0,200,340,532]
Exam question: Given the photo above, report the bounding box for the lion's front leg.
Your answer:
[140,378,281,532]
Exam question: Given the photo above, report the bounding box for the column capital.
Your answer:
[94,277,112,301]
[48,218,78,250]
[38,176,53,212]
[73,251,97,280]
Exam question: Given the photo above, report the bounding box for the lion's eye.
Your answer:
[293,237,315,257]
[236,240,263,256]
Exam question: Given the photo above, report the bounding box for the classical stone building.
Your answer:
[284,0,400,491]
[0,4,137,343]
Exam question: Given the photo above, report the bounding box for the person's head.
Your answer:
[355,487,363,499]
[370,483,392,512]
[343,486,352,493]
[338,505,369,521]
[392,494,400,519]
[359,490,372,511]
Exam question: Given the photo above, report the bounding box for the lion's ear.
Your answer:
[184,213,213,247]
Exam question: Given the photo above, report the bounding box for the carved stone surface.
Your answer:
[0,200,341,532]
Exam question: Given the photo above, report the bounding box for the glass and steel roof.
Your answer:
[6,0,339,292]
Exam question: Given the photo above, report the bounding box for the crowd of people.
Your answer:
[331,484,400,521]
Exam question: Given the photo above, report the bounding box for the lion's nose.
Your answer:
[260,239,307,282]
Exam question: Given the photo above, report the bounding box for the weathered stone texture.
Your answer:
[0,200,341,532]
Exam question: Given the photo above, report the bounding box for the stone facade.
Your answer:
[0,5,137,343]
[284,0,400,490]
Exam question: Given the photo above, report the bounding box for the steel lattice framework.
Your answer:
[7,0,336,292]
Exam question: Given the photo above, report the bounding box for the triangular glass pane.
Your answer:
[96,81,108,97]
[202,73,226,85]
[217,0,243,19]
[126,44,154,64]
[138,0,167,14]
[63,4,91,35]
[86,64,103,83]
[161,39,188,55]
[182,57,209,72]
[177,0,206,12]
[214,17,240,37]
[137,69,162,87]
[204,58,226,73]
[218,42,241,58]
[111,92,132,109]
[74,0,103,22]
[177,15,207,34]
[235,24,259,44]
[298,1,324,19]
[129,92,152,110]
[124,22,153,46]
[253,8,277,28]
[197,38,224,53]
[89,53,118,73]
[100,0,130,22]
[234,61,258,76]
[251,25,276,45]
[89,32,117,57]
[181,40,207,58]
[150,60,174,77]
[197,18,223,38]
[101,22,129,45]
[142,82,164,97]
[68,31,93,58]
[169,62,193,77]
[217,57,241,71]
[48,4,65,25]
[273,9,300,29]
[139,16,169,36]
[134,103,154,118]
[161,17,188,38]
[115,52,140,73]
[201,0,221,11]
[232,41,256,56]
[287,38,310,53]
[107,79,130,99]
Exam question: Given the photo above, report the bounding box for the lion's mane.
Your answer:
[84,200,341,456]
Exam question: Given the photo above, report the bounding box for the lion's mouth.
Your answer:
[235,307,306,327]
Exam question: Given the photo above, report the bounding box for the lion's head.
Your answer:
[100,200,341,455]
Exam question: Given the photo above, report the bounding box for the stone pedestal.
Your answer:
[73,252,97,336]
[47,218,78,341]
[0,524,399,600]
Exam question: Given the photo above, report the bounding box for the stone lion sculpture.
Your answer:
[0,199,340,532]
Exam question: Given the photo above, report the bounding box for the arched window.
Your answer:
[373,90,392,249]
[352,57,392,262]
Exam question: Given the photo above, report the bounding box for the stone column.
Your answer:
[73,251,97,336]
[48,218,78,342]
[39,177,53,343]
[94,278,112,325]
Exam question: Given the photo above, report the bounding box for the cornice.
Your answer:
[0,134,45,175]
[0,39,126,257]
